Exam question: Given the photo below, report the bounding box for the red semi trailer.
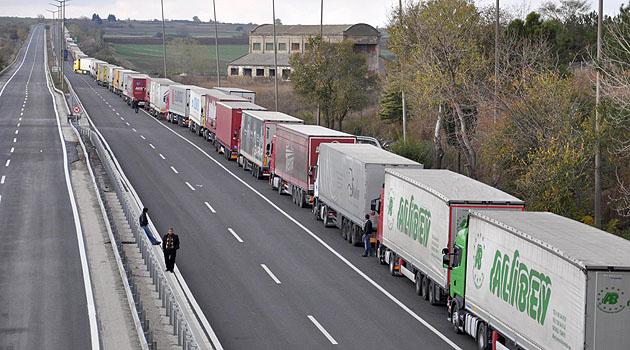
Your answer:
[203,91,248,143]
[214,101,265,160]
[125,74,149,107]
[269,124,355,207]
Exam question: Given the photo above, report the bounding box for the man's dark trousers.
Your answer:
[164,249,176,271]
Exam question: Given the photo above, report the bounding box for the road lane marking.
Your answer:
[13,138,16,143]
[17,123,20,127]
[132,128,137,132]
[120,117,124,120]
[112,109,116,112]
[125,122,130,126]
[227,228,243,243]
[0,27,36,98]
[170,166,178,173]
[14,130,18,135]
[149,144,155,149]
[140,108,464,350]
[159,154,165,160]
[307,315,338,345]
[5,159,10,167]
[140,135,145,140]
[204,201,216,213]
[0,176,5,184]
[21,108,24,112]
[185,182,195,191]
[116,112,120,116]
[19,117,22,121]
[10,147,14,153]
[260,264,281,284]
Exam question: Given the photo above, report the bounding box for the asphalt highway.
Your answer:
[63,47,478,350]
[0,26,91,349]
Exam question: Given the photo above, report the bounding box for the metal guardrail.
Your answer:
[66,82,201,350]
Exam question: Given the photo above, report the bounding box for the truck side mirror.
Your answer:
[442,254,451,270]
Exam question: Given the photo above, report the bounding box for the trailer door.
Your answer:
[591,271,630,349]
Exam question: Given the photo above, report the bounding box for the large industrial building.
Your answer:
[227,23,381,80]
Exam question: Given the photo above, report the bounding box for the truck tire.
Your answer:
[451,307,461,334]
[377,245,386,265]
[422,277,430,301]
[298,190,306,208]
[429,280,438,305]
[347,224,353,243]
[341,220,348,240]
[477,323,489,350]
[415,272,423,296]
[352,225,362,246]
[389,257,397,276]
[278,180,284,195]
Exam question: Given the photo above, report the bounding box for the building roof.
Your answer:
[251,24,380,37]
[471,210,630,270]
[229,53,290,67]
[386,169,524,205]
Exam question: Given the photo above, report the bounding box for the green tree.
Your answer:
[107,14,117,22]
[388,0,486,177]
[289,36,378,130]
[192,16,201,22]
[91,14,102,25]
[378,85,404,124]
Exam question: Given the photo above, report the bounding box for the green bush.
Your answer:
[389,137,434,168]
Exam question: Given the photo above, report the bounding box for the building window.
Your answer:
[252,42,261,51]
[230,67,239,76]
[256,68,265,77]
[269,68,275,77]
[282,69,290,80]
[291,43,300,51]
[265,43,274,51]
[243,68,252,77]
[278,43,286,51]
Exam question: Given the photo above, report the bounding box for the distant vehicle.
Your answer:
[213,87,256,104]
[213,101,265,161]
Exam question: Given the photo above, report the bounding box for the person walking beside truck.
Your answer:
[162,228,180,272]
[132,99,139,113]
[362,214,374,257]
[139,207,160,245]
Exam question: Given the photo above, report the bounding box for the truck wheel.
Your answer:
[422,277,430,301]
[298,190,306,208]
[389,257,397,276]
[352,225,362,246]
[346,224,353,243]
[377,246,386,265]
[323,206,330,227]
[451,307,461,334]
[278,180,283,195]
[415,272,423,296]
[477,323,489,350]
[341,220,347,240]
[429,280,439,305]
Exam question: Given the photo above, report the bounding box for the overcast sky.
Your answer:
[0,0,627,27]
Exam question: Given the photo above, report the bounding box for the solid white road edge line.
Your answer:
[139,108,463,350]
[44,27,100,350]
[307,315,338,345]
[260,264,281,284]
[204,201,216,214]
[227,228,243,243]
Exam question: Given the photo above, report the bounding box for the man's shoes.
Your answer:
[361,254,368,257]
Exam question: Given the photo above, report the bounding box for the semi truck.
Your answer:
[113,69,136,95]
[212,101,265,161]
[444,210,630,350]
[148,78,174,118]
[213,87,256,104]
[188,88,246,136]
[107,65,122,91]
[167,85,196,126]
[313,143,424,246]
[124,74,149,106]
[270,125,355,207]
[238,110,302,179]
[79,57,94,75]
[201,90,248,142]
[90,60,105,78]
[375,169,524,305]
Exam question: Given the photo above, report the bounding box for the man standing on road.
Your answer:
[162,228,180,273]
[132,99,139,113]
[362,214,374,257]
[139,207,160,245]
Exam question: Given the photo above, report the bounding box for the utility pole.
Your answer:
[494,0,499,124]
[316,0,323,125]
[399,0,406,141]
[160,0,167,77]
[50,3,62,82]
[213,0,220,87]
[595,0,603,227]
[272,0,279,111]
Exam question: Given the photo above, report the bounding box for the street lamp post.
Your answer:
[595,0,603,227]
[272,0,279,111]
[213,0,220,87]
[160,0,167,77]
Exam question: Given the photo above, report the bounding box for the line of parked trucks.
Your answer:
[70,39,630,350]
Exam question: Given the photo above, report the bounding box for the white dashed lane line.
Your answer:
[125,122,130,126]
[185,182,195,191]
[204,201,216,213]
[14,130,18,135]
[140,135,145,140]
[10,147,14,153]
[1,176,5,184]
[132,128,137,133]
[260,264,282,284]
[308,316,338,345]
[149,144,155,149]
[12,138,16,143]
[159,154,165,160]
[227,228,243,243]
[170,166,178,174]
[5,160,10,167]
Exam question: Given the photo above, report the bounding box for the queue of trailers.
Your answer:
[71,41,630,350]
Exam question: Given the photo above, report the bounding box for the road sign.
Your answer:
[73,106,81,114]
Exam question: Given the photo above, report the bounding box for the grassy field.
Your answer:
[110,43,248,76]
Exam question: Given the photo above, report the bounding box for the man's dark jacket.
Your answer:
[162,234,180,250]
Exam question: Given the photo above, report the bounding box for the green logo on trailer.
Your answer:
[489,249,552,325]
[395,194,431,247]
[597,287,626,313]
[471,231,485,289]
